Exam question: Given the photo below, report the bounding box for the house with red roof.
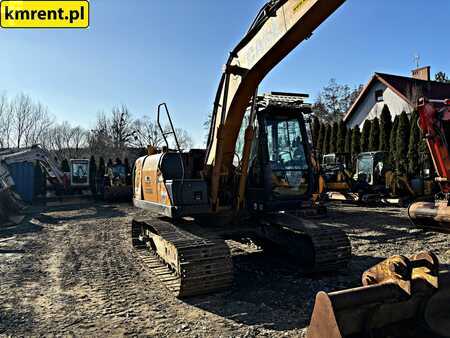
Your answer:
[343,67,450,128]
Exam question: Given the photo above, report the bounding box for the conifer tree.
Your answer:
[89,156,97,194]
[379,105,392,152]
[351,127,361,161]
[317,122,325,155]
[389,116,400,165]
[329,122,339,153]
[344,128,352,154]
[312,116,321,150]
[396,111,410,173]
[61,159,70,173]
[98,157,106,177]
[369,117,380,151]
[322,124,331,155]
[360,120,372,152]
[337,121,347,154]
[407,111,421,176]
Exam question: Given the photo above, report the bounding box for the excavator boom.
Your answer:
[206,0,346,207]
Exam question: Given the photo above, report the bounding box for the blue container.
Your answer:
[8,162,35,203]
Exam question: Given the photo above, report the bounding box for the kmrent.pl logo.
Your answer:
[0,0,89,28]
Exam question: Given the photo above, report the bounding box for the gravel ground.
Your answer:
[0,202,448,337]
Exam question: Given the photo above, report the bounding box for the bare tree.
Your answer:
[0,93,11,148]
[88,112,113,158]
[110,105,134,149]
[173,127,193,150]
[70,126,88,158]
[435,71,450,83]
[313,79,364,122]
[11,93,34,148]
[47,121,88,159]
[23,102,54,147]
[132,116,164,149]
[132,117,193,151]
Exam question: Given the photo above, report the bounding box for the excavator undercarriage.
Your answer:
[131,94,351,297]
[131,211,351,297]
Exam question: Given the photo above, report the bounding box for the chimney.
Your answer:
[411,66,431,81]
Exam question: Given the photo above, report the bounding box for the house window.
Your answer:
[375,90,384,102]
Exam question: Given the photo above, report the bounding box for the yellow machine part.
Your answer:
[134,154,172,208]
[307,252,450,338]
[408,201,450,233]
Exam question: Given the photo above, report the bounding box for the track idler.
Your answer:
[408,201,450,233]
[307,251,450,338]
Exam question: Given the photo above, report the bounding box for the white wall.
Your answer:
[346,81,413,129]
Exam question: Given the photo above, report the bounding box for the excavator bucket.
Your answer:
[307,252,450,338]
[408,201,450,234]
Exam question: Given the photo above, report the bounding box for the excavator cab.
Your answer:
[354,151,388,186]
[242,93,316,211]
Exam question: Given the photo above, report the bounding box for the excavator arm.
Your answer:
[205,0,346,208]
[417,98,450,192]
[1,145,66,185]
[408,98,450,232]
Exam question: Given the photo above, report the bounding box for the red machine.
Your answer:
[408,98,450,232]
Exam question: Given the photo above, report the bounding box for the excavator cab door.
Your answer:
[245,107,314,211]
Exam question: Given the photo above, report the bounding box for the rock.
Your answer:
[180,323,190,331]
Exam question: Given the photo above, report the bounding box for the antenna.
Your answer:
[414,53,421,69]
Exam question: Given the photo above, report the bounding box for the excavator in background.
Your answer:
[0,145,91,207]
[323,151,433,205]
[409,98,450,233]
[103,161,133,202]
[320,152,358,201]
[130,1,449,336]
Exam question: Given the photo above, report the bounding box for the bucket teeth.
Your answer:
[410,251,440,289]
[362,255,412,295]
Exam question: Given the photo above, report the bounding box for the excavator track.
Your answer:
[305,225,351,272]
[131,218,233,298]
[260,213,351,272]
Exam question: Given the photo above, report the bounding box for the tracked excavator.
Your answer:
[131,1,449,335]
[409,98,450,233]
[131,0,351,298]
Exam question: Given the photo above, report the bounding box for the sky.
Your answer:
[1,0,450,147]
